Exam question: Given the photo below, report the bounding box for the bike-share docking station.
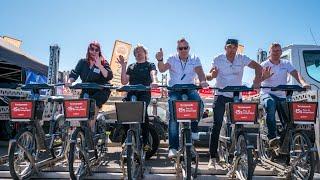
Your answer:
[0,45,319,179]
[0,85,319,179]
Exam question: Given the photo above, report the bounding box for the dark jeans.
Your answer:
[168,90,204,150]
[124,91,151,145]
[209,95,233,158]
[260,93,286,139]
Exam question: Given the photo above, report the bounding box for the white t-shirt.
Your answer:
[260,59,296,98]
[213,54,252,98]
[167,54,202,86]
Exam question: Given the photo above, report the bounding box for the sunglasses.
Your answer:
[178,46,189,51]
[89,47,100,52]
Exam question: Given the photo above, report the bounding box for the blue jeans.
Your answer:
[261,93,286,139]
[168,90,204,150]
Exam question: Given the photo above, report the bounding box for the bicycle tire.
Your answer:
[290,131,315,180]
[126,131,136,180]
[184,128,192,180]
[236,134,254,180]
[68,128,87,180]
[50,114,66,158]
[9,128,36,180]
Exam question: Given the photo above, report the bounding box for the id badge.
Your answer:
[93,68,100,74]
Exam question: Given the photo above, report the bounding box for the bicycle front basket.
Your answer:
[115,101,146,124]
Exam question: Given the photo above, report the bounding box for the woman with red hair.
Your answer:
[68,41,113,133]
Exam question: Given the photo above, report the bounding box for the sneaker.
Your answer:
[269,138,279,148]
[208,158,217,169]
[192,132,199,141]
[168,149,177,159]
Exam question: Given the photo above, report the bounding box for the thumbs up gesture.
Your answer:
[156,48,164,61]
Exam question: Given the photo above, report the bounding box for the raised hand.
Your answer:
[156,48,164,61]
[262,66,274,80]
[117,55,127,67]
[200,81,209,88]
[302,83,311,90]
[210,66,219,77]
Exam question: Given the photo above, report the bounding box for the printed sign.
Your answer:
[151,88,162,98]
[198,88,214,98]
[64,100,89,118]
[175,101,200,120]
[241,90,258,97]
[292,102,317,123]
[10,101,33,119]
[109,40,132,87]
[232,103,257,123]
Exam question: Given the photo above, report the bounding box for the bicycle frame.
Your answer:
[174,94,199,179]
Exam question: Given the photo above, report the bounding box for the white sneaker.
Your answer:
[208,158,217,169]
[168,149,177,159]
[192,132,199,140]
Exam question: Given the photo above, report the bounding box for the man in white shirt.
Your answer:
[206,39,262,168]
[260,43,310,147]
[156,38,209,158]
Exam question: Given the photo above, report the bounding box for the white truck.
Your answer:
[279,44,320,159]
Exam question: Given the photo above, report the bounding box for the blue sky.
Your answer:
[1,0,320,84]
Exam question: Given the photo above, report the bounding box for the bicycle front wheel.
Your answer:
[8,128,36,180]
[183,128,192,180]
[290,132,315,180]
[68,128,87,180]
[235,134,254,180]
[125,130,138,180]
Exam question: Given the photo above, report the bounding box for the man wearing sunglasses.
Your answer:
[206,39,262,169]
[156,38,209,158]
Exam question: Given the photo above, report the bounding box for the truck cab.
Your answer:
[281,44,320,159]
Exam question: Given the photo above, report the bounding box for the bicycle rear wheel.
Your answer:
[235,134,254,180]
[68,128,87,180]
[290,132,315,180]
[8,128,36,180]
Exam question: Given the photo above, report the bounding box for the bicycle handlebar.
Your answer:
[70,82,114,90]
[116,84,151,92]
[260,85,306,92]
[158,84,202,91]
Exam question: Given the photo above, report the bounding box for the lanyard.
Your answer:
[179,58,188,72]
[179,57,188,80]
